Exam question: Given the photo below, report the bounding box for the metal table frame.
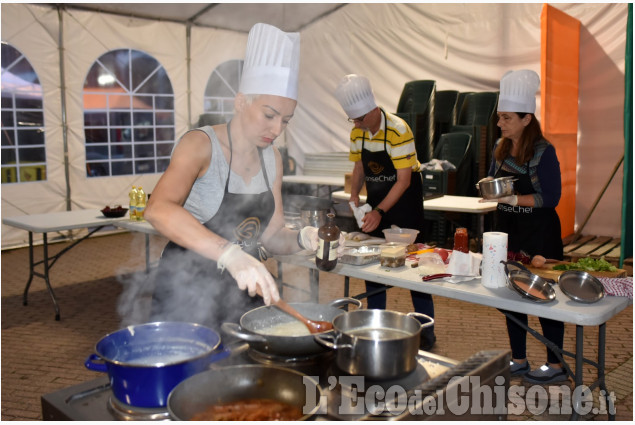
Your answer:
[274,252,631,420]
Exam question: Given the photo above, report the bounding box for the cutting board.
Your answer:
[526,262,627,280]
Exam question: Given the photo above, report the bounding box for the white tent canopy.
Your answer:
[1,2,627,248]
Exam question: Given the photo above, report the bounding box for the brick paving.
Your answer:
[1,231,632,421]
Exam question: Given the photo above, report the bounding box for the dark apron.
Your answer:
[150,123,275,329]
[362,110,425,243]
[494,162,563,260]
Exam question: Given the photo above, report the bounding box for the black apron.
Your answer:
[493,160,563,260]
[362,110,425,242]
[150,122,276,329]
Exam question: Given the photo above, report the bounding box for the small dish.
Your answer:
[101,206,128,218]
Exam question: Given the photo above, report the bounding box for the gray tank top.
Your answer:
[180,126,277,223]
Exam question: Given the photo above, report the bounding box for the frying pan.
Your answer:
[221,297,362,356]
[558,270,605,303]
[167,364,322,420]
[501,260,556,303]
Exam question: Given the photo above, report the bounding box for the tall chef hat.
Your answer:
[334,74,377,119]
[238,23,300,100]
[497,69,541,114]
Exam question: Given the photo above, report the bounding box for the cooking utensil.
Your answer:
[314,309,434,380]
[558,270,605,303]
[421,273,478,281]
[167,365,322,421]
[408,248,434,255]
[84,322,229,408]
[221,298,362,357]
[476,177,517,199]
[501,260,556,303]
[283,195,334,227]
[274,298,333,333]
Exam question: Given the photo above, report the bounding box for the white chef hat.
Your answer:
[334,74,377,119]
[239,23,301,100]
[497,69,541,114]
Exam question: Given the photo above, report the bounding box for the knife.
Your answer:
[421,273,479,281]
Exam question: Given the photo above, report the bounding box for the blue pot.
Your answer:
[84,322,229,408]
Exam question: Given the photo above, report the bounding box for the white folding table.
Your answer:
[2,210,128,320]
[274,252,631,420]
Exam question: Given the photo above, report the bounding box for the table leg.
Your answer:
[22,231,35,306]
[309,269,319,302]
[40,233,61,321]
[570,325,584,420]
[145,234,150,271]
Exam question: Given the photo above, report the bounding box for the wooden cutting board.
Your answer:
[526,262,627,280]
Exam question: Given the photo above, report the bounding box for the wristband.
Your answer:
[374,207,385,216]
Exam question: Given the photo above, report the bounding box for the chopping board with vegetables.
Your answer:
[527,257,627,280]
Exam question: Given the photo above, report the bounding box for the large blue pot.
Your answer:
[84,322,228,408]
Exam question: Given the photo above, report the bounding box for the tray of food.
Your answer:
[526,256,627,280]
[340,245,382,265]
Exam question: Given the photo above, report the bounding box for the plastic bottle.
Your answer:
[453,227,469,253]
[316,213,340,271]
[128,186,138,221]
[135,186,147,221]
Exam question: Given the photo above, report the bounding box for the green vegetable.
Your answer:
[553,257,617,272]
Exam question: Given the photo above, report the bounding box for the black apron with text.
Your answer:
[150,125,275,329]
[494,162,563,260]
[362,111,425,242]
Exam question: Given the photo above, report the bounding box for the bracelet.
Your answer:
[374,207,385,216]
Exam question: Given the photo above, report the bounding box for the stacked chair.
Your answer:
[395,80,436,164]
[432,90,460,151]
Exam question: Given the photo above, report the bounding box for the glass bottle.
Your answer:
[128,186,138,221]
[135,186,147,221]
[453,227,469,253]
[316,213,340,271]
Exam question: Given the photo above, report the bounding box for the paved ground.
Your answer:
[1,231,632,421]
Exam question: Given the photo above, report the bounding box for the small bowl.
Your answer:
[382,228,419,244]
[101,206,129,218]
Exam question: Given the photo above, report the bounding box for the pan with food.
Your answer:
[501,260,556,303]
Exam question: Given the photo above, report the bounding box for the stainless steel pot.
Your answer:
[167,365,322,420]
[283,195,335,228]
[476,176,516,199]
[314,309,434,380]
[501,260,556,303]
[221,297,362,357]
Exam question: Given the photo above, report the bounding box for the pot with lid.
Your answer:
[314,309,434,380]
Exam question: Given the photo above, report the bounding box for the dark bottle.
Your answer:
[316,213,340,271]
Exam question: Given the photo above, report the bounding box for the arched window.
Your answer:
[83,49,175,177]
[1,42,46,184]
[201,59,243,124]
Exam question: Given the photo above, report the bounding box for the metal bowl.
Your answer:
[502,261,556,303]
[476,177,516,199]
[558,270,605,303]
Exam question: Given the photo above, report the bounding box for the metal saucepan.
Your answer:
[314,309,434,380]
[221,297,362,357]
[476,176,517,199]
[84,322,229,408]
[558,270,605,303]
[167,364,323,420]
[501,260,556,303]
[283,195,335,227]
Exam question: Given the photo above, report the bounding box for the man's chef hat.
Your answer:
[497,69,540,114]
[334,74,377,119]
[239,23,300,100]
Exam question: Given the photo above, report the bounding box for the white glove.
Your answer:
[299,226,347,256]
[497,195,518,206]
[298,226,319,251]
[217,244,279,305]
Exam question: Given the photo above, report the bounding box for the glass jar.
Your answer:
[453,227,469,253]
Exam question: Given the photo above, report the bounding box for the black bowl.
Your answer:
[101,207,129,218]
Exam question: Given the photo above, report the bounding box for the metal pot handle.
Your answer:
[84,353,108,373]
[220,322,267,343]
[314,332,352,350]
[327,297,362,310]
[407,312,435,329]
[208,345,232,364]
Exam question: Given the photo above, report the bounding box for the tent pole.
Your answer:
[57,5,72,211]
[186,23,192,128]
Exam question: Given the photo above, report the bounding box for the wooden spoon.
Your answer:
[273,299,333,334]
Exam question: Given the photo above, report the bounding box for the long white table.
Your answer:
[274,252,631,420]
[2,210,129,320]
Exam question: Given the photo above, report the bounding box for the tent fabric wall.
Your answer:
[1,3,628,248]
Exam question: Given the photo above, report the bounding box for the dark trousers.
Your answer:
[365,281,435,333]
[502,310,565,364]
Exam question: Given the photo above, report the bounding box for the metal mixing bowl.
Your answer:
[476,177,516,199]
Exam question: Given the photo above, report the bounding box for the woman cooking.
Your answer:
[144,23,328,329]
[482,69,567,384]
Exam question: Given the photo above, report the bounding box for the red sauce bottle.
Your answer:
[453,228,469,253]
